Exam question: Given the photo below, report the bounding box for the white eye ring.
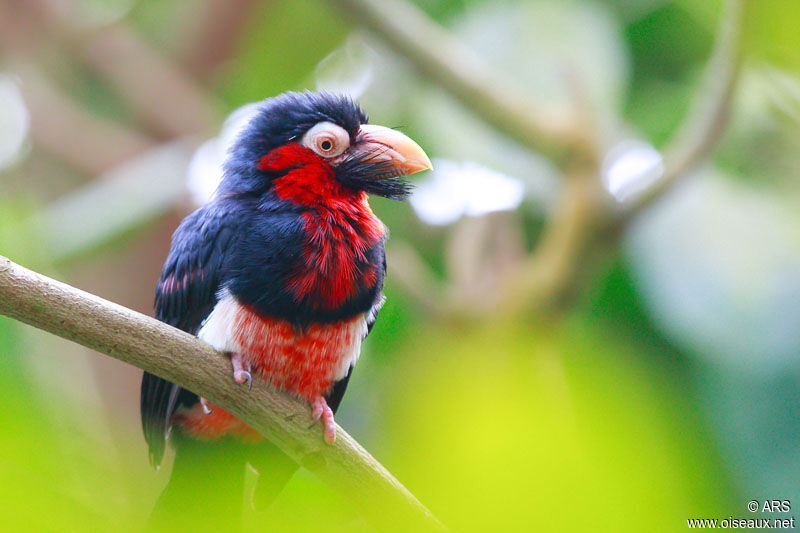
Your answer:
[301,121,350,158]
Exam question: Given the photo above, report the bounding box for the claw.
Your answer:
[200,397,212,415]
[230,352,252,389]
[311,396,336,445]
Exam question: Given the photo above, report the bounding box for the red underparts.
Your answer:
[172,403,262,442]
[174,311,365,442]
[233,309,363,402]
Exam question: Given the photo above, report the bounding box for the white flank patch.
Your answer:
[334,315,368,381]
[197,290,242,353]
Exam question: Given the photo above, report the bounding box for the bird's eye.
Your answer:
[301,122,350,158]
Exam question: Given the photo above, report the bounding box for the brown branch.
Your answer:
[503,172,607,316]
[177,0,260,81]
[620,0,745,220]
[77,23,223,139]
[1,0,223,140]
[366,0,744,317]
[14,63,156,176]
[0,256,445,532]
[386,241,448,317]
[509,0,745,313]
[329,0,597,167]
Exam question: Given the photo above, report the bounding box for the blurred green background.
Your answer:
[1,0,799,531]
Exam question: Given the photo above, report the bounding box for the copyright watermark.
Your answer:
[687,499,795,529]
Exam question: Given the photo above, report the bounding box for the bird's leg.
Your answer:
[200,397,213,415]
[311,395,336,445]
[230,352,252,389]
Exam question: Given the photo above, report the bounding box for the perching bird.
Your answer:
[140,91,431,527]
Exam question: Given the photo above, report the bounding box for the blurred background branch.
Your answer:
[330,0,598,168]
[621,0,745,220]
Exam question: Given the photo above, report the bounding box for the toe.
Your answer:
[200,397,213,415]
[323,422,336,445]
[234,370,253,389]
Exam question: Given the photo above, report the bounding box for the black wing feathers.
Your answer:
[141,372,186,467]
[141,203,236,467]
[155,206,235,331]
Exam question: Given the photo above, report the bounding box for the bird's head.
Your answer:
[220,91,432,203]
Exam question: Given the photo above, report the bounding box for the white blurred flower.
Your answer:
[186,103,261,206]
[602,139,664,202]
[0,74,30,171]
[410,159,525,226]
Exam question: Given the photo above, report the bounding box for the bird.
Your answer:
[140,91,431,528]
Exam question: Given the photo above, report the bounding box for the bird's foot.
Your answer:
[230,352,252,389]
[311,396,336,445]
[200,397,213,415]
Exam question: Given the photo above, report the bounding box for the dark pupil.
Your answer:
[320,140,333,151]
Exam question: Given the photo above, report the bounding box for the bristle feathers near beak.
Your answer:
[332,124,431,200]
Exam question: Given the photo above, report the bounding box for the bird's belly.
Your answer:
[198,291,367,402]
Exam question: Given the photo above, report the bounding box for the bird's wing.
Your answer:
[141,203,237,467]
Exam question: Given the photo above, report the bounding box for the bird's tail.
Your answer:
[247,441,300,510]
[147,434,248,532]
[147,435,298,532]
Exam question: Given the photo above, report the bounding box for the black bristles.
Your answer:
[335,151,414,200]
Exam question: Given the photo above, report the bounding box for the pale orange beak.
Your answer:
[352,124,433,176]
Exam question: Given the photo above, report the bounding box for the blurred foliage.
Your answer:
[221,0,348,106]
[745,0,800,73]
[1,0,800,531]
[383,318,735,531]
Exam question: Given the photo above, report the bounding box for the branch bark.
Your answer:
[0,256,444,532]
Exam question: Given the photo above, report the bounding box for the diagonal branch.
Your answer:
[0,256,444,532]
[12,64,155,176]
[76,23,224,139]
[329,0,596,167]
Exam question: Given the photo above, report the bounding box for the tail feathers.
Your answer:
[247,442,300,510]
[147,435,248,533]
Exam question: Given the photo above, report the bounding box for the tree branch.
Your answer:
[0,256,444,532]
[329,0,597,167]
[76,23,224,139]
[362,0,745,317]
[11,63,155,176]
[620,0,745,219]
[177,0,260,81]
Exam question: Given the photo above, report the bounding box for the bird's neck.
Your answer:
[284,181,385,313]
